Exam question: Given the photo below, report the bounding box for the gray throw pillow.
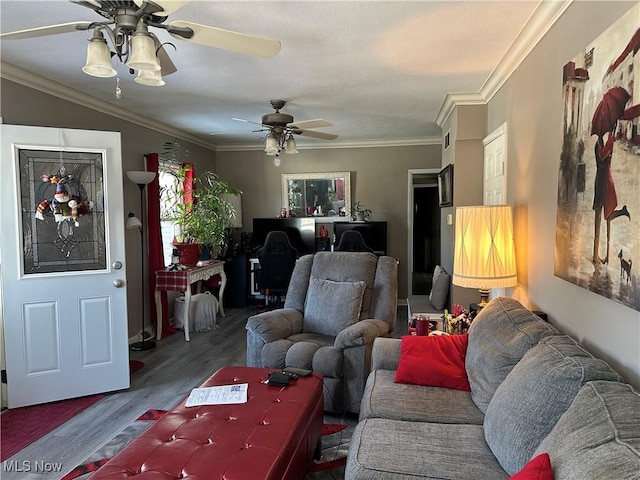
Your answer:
[429,265,450,311]
[303,276,366,336]
[483,335,622,475]
[534,380,640,479]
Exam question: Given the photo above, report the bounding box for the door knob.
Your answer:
[113,279,125,288]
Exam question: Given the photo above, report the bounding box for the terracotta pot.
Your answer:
[173,243,200,266]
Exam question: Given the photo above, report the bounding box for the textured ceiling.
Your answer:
[0,1,541,150]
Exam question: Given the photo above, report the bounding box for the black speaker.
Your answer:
[224,254,248,308]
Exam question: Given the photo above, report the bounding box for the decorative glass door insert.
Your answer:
[19,148,106,274]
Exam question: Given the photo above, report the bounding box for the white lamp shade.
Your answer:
[265,133,279,155]
[452,205,517,290]
[127,33,161,71]
[126,213,142,229]
[126,170,156,185]
[83,38,116,78]
[285,136,298,154]
[134,69,165,86]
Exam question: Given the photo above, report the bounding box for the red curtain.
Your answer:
[145,153,175,338]
[183,162,195,209]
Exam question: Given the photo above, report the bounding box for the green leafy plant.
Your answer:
[160,140,241,257]
[350,201,372,221]
[183,171,241,257]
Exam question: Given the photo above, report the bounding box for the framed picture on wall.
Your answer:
[438,164,453,207]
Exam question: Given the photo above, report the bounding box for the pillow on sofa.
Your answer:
[429,265,450,311]
[465,297,558,413]
[303,277,366,336]
[483,335,622,475]
[394,334,470,391]
[533,380,640,479]
[509,453,553,480]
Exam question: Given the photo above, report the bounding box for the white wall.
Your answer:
[488,1,640,387]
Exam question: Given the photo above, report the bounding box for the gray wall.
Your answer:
[440,105,487,308]
[0,79,216,338]
[216,144,443,298]
[488,1,639,387]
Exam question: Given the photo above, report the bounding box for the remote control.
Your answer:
[281,370,299,379]
[283,367,312,376]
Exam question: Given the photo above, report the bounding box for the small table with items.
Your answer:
[155,260,226,342]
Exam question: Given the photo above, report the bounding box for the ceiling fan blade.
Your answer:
[0,21,93,40]
[295,129,339,140]
[232,117,268,127]
[157,44,178,76]
[168,21,281,58]
[70,0,101,8]
[288,119,333,130]
[134,0,191,16]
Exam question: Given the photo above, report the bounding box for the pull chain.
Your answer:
[115,76,122,100]
[58,129,66,177]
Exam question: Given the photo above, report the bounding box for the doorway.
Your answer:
[407,169,441,295]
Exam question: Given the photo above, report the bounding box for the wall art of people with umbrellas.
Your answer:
[555,3,639,312]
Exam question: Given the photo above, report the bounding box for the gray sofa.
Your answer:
[346,297,640,479]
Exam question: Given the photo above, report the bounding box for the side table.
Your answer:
[155,260,226,342]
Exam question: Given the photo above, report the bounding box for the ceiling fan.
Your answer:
[0,0,281,87]
[232,99,339,155]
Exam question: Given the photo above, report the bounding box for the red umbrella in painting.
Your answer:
[591,86,631,138]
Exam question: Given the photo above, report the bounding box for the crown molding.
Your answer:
[434,0,573,128]
[434,93,486,128]
[0,62,218,151]
[215,136,441,152]
[479,0,573,101]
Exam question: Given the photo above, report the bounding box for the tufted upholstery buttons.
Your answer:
[89,367,323,480]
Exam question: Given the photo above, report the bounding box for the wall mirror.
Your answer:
[282,172,351,217]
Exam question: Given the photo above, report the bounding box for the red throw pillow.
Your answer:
[509,453,554,480]
[394,334,471,391]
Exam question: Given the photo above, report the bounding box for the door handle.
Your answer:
[113,279,125,288]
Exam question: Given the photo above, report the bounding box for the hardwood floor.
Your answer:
[1,305,408,479]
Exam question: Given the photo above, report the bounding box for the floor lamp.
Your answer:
[452,205,517,306]
[127,170,157,351]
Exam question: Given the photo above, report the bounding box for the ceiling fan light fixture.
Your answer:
[134,69,165,86]
[127,32,161,72]
[285,136,298,154]
[82,31,116,78]
[265,133,279,155]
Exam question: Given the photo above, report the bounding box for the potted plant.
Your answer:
[183,171,241,260]
[351,201,372,221]
[161,141,241,263]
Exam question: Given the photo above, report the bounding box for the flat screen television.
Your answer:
[333,221,387,255]
[251,218,316,256]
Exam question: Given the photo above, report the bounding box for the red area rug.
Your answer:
[0,394,104,462]
[129,360,145,376]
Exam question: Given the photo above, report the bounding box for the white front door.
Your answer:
[0,125,129,408]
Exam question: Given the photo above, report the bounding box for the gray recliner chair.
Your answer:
[246,251,398,414]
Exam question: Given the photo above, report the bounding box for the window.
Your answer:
[158,163,182,266]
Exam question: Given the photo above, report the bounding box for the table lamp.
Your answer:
[452,205,517,306]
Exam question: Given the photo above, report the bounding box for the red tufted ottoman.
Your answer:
[91,366,324,479]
